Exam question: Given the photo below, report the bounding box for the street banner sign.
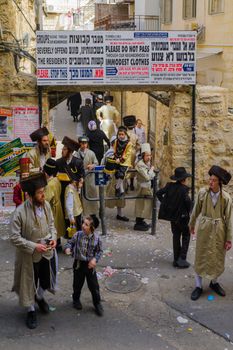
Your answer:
[36,30,196,86]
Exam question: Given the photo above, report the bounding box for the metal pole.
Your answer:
[99,185,107,236]
[191,85,196,202]
[35,0,43,126]
[151,170,159,235]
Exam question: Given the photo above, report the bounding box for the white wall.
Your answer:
[135,0,160,16]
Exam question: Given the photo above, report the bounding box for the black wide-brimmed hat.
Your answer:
[104,95,113,103]
[123,115,136,128]
[62,136,79,151]
[170,167,192,181]
[208,165,231,185]
[66,167,80,182]
[43,158,58,177]
[30,127,49,142]
[20,172,47,196]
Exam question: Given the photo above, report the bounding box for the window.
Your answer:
[183,0,196,19]
[161,0,173,24]
[209,0,224,14]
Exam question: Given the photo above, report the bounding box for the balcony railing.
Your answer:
[94,15,160,31]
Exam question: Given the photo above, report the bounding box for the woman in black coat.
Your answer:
[86,120,110,164]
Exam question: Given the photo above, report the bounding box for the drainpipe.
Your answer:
[191,84,196,202]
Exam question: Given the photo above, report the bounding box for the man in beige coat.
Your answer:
[134,143,154,231]
[26,127,51,172]
[10,173,57,329]
[189,165,232,301]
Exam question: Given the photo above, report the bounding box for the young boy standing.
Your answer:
[64,216,103,316]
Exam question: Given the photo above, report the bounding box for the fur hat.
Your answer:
[208,165,231,185]
[20,172,47,196]
[62,136,79,151]
[30,127,49,142]
[85,98,92,105]
[123,115,136,128]
[43,158,57,177]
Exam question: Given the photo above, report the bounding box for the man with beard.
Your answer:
[26,127,51,172]
[56,137,84,243]
[10,173,57,329]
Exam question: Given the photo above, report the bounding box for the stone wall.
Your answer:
[0,0,49,125]
[156,85,233,195]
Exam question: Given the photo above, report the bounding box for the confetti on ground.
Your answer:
[177,316,188,324]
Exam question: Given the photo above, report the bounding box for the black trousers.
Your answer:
[171,219,190,261]
[72,261,100,306]
[33,256,56,290]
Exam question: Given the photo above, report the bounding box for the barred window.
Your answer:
[161,0,173,24]
[209,0,224,14]
[183,0,196,19]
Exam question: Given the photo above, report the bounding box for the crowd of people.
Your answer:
[10,93,232,330]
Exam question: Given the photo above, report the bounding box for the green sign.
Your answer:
[0,153,24,176]
[0,138,23,162]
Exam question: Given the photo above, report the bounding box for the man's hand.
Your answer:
[115,158,120,164]
[88,258,96,269]
[49,240,57,249]
[70,218,75,226]
[35,243,47,253]
[86,164,95,171]
[225,241,232,251]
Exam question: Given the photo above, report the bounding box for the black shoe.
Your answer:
[173,261,178,267]
[35,297,50,314]
[73,300,83,310]
[176,257,190,268]
[26,311,37,329]
[116,215,129,222]
[191,287,203,301]
[94,303,103,316]
[209,282,226,297]
[134,223,149,231]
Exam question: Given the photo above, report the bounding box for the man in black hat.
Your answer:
[44,158,65,244]
[26,127,51,172]
[189,165,232,301]
[78,98,96,133]
[10,173,57,329]
[123,115,140,191]
[96,95,120,139]
[56,137,84,234]
[156,167,192,268]
[67,93,82,122]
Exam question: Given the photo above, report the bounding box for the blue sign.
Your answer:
[106,67,118,76]
[183,63,194,72]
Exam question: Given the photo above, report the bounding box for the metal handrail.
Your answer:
[82,168,159,236]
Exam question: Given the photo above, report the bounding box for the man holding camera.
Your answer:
[10,173,57,329]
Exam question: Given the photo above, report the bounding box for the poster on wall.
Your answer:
[0,176,18,209]
[0,108,14,142]
[13,107,39,142]
[36,30,196,86]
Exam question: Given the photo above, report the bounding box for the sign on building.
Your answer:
[36,30,196,86]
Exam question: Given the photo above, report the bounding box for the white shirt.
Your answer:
[135,126,146,144]
[210,190,220,207]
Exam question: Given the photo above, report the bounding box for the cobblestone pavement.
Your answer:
[1,208,233,350]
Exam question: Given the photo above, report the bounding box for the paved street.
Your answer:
[0,104,233,350]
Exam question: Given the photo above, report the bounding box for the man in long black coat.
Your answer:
[86,120,110,164]
[67,93,82,122]
[156,167,192,268]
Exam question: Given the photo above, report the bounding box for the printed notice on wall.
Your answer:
[36,30,196,86]
[0,108,14,142]
[13,107,39,142]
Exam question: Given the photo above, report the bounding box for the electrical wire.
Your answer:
[11,0,36,33]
